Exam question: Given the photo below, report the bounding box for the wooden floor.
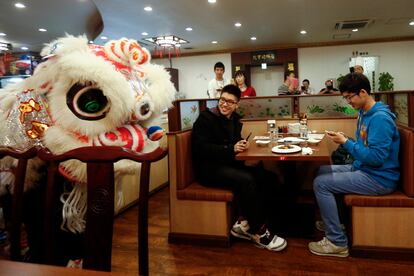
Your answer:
[112,187,414,275]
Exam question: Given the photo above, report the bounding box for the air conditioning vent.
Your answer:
[183,47,194,50]
[335,19,373,30]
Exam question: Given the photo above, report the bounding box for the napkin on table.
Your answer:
[302,147,313,155]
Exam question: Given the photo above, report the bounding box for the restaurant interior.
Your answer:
[0,0,414,275]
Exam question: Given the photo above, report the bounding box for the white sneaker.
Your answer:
[308,237,349,257]
[253,229,287,252]
[230,220,252,240]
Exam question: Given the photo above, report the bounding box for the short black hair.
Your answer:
[303,79,310,84]
[339,73,371,95]
[214,62,225,71]
[221,84,241,100]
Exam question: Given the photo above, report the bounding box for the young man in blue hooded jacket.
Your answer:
[309,72,400,257]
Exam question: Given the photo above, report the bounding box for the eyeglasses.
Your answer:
[219,97,238,106]
[343,93,358,102]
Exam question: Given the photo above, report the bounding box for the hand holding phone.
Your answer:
[325,130,337,136]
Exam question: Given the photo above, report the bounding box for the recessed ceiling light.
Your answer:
[144,6,152,11]
[235,22,242,27]
[15,2,26,8]
[0,33,6,36]
[211,41,218,44]
[38,28,47,32]
[250,37,257,41]
[409,21,414,26]
[208,0,216,3]
[352,28,359,32]
[300,30,307,34]
[141,32,148,36]
[185,27,193,31]
[100,36,108,40]
[21,46,28,50]
[89,41,94,44]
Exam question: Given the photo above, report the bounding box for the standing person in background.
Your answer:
[301,79,315,95]
[208,62,230,98]
[318,79,340,95]
[277,72,299,95]
[234,70,256,97]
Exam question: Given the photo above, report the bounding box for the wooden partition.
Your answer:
[168,91,414,132]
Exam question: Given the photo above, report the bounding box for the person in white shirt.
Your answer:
[207,62,230,98]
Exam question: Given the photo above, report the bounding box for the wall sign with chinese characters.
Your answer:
[251,51,276,65]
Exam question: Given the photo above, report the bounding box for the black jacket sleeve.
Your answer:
[192,112,236,162]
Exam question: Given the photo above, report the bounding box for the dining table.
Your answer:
[235,135,333,236]
[236,136,331,162]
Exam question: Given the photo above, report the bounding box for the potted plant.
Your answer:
[378,72,394,91]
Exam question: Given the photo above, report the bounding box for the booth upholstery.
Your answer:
[168,129,233,246]
[345,126,414,256]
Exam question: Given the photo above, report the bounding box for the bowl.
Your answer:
[256,140,271,146]
[307,138,321,145]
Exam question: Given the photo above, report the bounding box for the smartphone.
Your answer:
[301,86,305,91]
[245,132,252,141]
[349,67,355,73]
[325,130,336,136]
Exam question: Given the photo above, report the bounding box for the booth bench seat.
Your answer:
[168,130,233,247]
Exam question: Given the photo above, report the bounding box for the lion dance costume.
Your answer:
[0,35,176,233]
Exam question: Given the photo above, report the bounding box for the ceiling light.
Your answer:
[21,46,29,50]
[144,6,152,11]
[145,35,189,58]
[141,32,148,36]
[235,22,242,27]
[352,28,359,32]
[211,41,218,44]
[89,41,94,44]
[208,0,216,3]
[409,21,414,26]
[185,27,193,31]
[100,36,108,40]
[300,30,307,34]
[15,2,26,8]
[38,28,47,32]
[250,36,257,41]
[145,35,189,48]
[0,33,6,36]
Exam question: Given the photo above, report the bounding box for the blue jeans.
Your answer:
[313,165,394,247]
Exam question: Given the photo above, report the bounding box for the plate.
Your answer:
[277,137,305,144]
[272,144,302,154]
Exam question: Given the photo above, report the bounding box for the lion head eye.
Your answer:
[66,83,110,120]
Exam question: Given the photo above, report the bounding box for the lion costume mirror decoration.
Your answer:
[0,35,176,233]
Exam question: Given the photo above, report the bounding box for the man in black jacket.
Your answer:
[192,84,286,251]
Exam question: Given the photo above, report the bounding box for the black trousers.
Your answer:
[199,163,280,233]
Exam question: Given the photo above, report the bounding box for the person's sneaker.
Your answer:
[230,220,252,240]
[253,229,287,252]
[308,237,349,257]
[315,220,345,232]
